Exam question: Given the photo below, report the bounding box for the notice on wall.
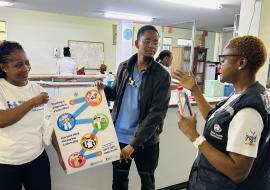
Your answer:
[47,87,120,174]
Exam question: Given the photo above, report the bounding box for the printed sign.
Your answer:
[48,87,120,174]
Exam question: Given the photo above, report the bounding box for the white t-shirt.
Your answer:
[0,79,45,165]
[227,107,263,158]
[56,57,77,75]
[160,63,170,73]
[210,94,263,158]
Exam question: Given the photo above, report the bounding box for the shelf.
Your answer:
[193,47,207,93]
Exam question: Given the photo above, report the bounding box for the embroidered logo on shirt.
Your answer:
[210,124,223,140]
[214,124,222,133]
[244,130,257,145]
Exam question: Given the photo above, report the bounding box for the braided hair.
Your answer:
[156,50,172,62]
[0,41,24,78]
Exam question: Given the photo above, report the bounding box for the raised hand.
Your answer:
[172,70,197,91]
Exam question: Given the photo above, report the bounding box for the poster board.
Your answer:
[68,40,104,69]
[47,86,120,174]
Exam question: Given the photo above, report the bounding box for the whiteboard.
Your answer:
[68,40,104,69]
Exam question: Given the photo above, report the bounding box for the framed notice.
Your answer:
[47,87,120,174]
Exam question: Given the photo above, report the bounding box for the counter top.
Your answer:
[36,81,96,87]
[169,90,224,107]
[29,74,105,83]
[29,74,105,79]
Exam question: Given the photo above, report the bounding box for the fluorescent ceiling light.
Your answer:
[0,1,13,7]
[162,0,222,9]
[104,11,152,22]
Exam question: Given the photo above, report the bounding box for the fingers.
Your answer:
[96,80,105,92]
[171,70,188,82]
[41,92,49,103]
[119,152,132,163]
[177,110,185,121]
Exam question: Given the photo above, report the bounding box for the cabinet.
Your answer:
[192,47,207,92]
[171,46,191,73]
[171,46,207,92]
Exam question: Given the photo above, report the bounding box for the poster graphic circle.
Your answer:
[68,152,86,168]
[123,28,132,40]
[57,113,76,131]
[80,133,98,150]
[85,90,102,106]
[92,113,109,131]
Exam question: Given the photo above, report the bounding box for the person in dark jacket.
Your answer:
[98,25,171,190]
[172,35,270,190]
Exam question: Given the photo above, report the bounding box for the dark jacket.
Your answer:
[188,82,270,190]
[104,54,171,148]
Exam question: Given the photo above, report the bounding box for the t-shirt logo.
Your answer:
[7,101,23,108]
[245,130,257,145]
[6,100,43,111]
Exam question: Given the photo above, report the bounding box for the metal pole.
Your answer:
[189,19,196,73]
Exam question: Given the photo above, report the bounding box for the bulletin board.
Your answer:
[68,40,104,69]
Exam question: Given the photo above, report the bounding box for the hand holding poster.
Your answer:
[47,87,120,174]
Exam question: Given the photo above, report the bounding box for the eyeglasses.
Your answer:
[218,54,241,63]
[141,39,159,47]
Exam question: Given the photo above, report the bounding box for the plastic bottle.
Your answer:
[106,71,114,87]
[176,86,192,116]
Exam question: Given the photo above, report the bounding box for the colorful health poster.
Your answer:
[47,87,120,174]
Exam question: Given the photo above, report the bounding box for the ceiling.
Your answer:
[9,0,241,31]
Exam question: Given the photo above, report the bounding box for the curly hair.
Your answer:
[0,41,24,78]
[228,35,267,75]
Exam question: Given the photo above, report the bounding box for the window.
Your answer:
[177,38,192,46]
[162,37,172,50]
[0,21,6,42]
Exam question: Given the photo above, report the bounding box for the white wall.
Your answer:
[221,31,233,51]
[238,0,262,36]
[258,0,270,86]
[0,8,117,74]
[204,31,217,61]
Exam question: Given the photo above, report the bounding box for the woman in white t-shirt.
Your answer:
[155,50,173,72]
[156,50,178,90]
[56,47,77,75]
[172,36,270,190]
[0,41,65,190]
